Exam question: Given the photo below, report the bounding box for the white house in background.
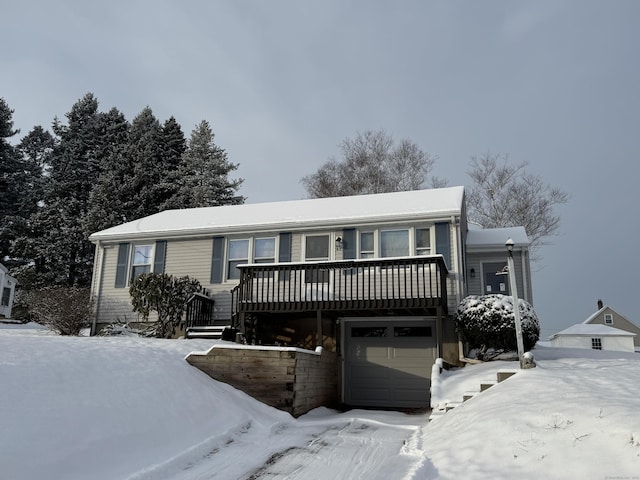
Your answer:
[550,324,636,353]
[0,263,17,319]
[582,300,640,348]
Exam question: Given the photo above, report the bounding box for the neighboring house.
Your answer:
[550,324,636,353]
[88,186,533,409]
[583,301,640,348]
[0,263,17,319]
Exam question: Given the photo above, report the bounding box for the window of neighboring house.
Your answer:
[360,232,374,259]
[131,245,153,280]
[604,314,613,325]
[227,239,249,280]
[591,338,602,350]
[380,229,409,257]
[1,287,10,307]
[483,262,509,295]
[415,228,431,255]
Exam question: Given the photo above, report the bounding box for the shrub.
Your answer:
[129,273,201,338]
[28,287,93,336]
[455,294,540,360]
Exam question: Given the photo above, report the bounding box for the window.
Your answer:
[131,245,153,279]
[227,239,249,280]
[604,314,613,325]
[305,235,330,260]
[380,229,409,257]
[415,228,431,255]
[394,326,433,337]
[1,287,10,307]
[305,235,330,283]
[254,238,276,264]
[591,338,602,350]
[360,232,374,259]
[352,326,388,337]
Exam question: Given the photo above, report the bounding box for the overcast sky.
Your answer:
[3,1,639,338]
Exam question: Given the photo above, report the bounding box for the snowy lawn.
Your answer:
[2,322,640,479]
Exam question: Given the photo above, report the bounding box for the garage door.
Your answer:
[344,319,436,408]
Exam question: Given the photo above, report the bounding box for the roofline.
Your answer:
[89,210,463,243]
[582,305,638,327]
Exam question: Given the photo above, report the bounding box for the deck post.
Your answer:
[316,310,323,347]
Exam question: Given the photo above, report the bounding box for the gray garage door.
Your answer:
[344,319,436,408]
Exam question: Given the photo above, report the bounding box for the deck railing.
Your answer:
[184,290,216,329]
[231,255,448,321]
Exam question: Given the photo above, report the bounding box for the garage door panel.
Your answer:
[344,318,436,408]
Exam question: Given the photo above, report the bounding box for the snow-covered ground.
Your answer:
[2,322,639,479]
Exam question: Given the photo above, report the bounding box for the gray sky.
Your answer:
[3,1,639,338]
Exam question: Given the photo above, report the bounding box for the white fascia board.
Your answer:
[89,211,462,244]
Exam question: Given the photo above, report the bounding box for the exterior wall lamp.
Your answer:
[335,236,343,251]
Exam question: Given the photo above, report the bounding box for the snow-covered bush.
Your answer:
[455,294,540,360]
[129,273,201,338]
[27,287,93,335]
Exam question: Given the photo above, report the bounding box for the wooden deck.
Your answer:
[231,255,448,320]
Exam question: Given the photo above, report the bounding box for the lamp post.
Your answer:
[505,238,526,369]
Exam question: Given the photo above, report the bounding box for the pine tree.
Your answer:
[84,108,131,234]
[27,93,103,286]
[156,116,186,210]
[0,98,20,262]
[126,107,163,220]
[171,120,244,208]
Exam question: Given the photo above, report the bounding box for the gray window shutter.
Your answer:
[279,232,292,281]
[115,243,130,288]
[210,237,224,284]
[342,228,356,260]
[154,240,167,274]
[278,232,292,262]
[435,222,451,269]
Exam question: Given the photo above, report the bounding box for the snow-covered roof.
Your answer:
[466,226,529,248]
[89,186,465,242]
[550,324,637,339]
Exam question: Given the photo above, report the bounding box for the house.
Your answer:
[549,324,636,353]
[0,263,17,319]
[88,186,533,410]
[583,300,640,348]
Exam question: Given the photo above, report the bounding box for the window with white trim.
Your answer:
[227,239,249,280]
[254,238,276,264]
[131,245,153,279]
[360,232,374,259]
[380,229,409,257]
[1,287,10,307]
[604,313,613,325]
[591,338,602,350]
[415,228,431,255]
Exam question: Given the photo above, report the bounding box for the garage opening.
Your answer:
[343,317,437,409]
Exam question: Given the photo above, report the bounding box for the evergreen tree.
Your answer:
[156,116,186,210]
[171,120,244,208]
[84,108,131,234]
[27,93,103,286]
[0,98,20,262]
[126,107,163,220]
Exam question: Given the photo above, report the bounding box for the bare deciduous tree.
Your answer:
[302,130,437,197]
[466,153,569,253]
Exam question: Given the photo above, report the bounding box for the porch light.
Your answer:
[335,236,343,251]
[470,268,475,278]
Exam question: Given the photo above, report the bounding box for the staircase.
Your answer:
[429,368,518,422]
[185,325,231,340]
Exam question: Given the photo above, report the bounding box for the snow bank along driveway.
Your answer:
[1,324,639,479]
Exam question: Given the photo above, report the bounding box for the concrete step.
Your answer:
[186,325,230,339]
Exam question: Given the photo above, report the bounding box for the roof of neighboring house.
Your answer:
[466,225,530,248]
[582,305,638,327]
[550,324,637,339]
[89,186,466,242]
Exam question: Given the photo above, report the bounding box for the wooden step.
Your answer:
[186,325,230,339]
